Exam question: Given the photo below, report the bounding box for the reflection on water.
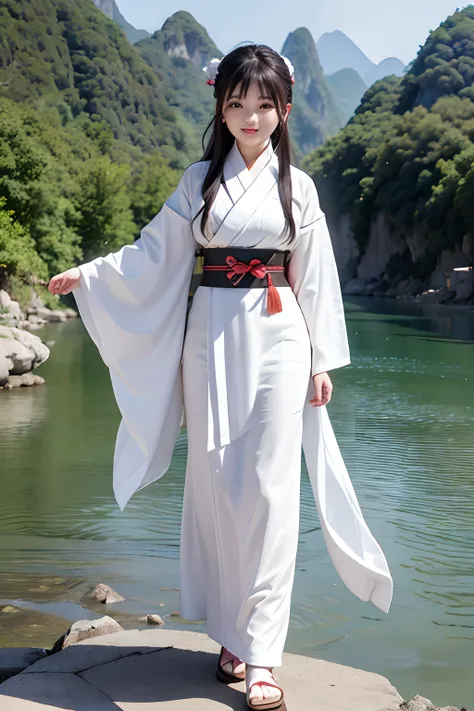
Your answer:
[0,300,473,708]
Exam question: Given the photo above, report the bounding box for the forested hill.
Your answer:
[135,11,223,138]
[281,27,344,158]
[0,0,194,167]
[303,6,474,297]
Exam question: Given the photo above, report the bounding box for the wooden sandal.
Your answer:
[246,669,284,710]
[216,646,246,684]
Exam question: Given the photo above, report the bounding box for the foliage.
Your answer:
[303,6,474,274]
[0,0,198,168]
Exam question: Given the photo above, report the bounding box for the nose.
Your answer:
[243,109,258,124]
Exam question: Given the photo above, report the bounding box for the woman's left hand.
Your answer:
[310,372,333,407]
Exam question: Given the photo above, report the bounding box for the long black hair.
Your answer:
[194,44,296,244]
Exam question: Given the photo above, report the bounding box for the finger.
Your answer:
[321,382,333,406]
[310,382,323,407]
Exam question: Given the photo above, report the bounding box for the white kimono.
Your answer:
[74,140,393,667]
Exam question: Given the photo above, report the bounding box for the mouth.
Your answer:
[242,128,258,134]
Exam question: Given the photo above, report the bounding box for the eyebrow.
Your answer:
[228,94,273,100]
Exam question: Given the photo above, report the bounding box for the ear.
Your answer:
[283,103,292,123]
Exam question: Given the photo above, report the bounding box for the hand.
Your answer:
[48,267,81,295]
[310,372,333,407]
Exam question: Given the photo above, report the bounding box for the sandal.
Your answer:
[216,646,246,684]
[246,667,284,710]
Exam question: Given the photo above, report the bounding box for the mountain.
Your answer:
[281,28,343,157]
[303,7,474,297]
[0,0,194,167]
[113,2,151,44]
[135,11,222,137]
[317,31,405,86]
[326,68,367,124]
[364,57,406,87]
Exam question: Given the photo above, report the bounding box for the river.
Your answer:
[0,296,473,708]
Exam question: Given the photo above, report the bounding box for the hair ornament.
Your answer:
[203,57,222,85]
[281,56,295,84]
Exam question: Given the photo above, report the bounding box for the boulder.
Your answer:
[4,373,45,389]
[401,695,465,711]
[0,326,49,367]
[0,290,11,309]
[342,278,368,295]
[58,616,124,649]
[0,338,34,374]
[138,614,164,626]
[87,583,125,605]
[35,307,68,323]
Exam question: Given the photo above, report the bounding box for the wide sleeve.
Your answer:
[287,176,350,376]
[73,173,197,510]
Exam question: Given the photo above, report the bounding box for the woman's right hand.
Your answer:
[47,268,81,295]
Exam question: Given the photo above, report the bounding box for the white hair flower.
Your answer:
[202,57,222,85]
[281,56,295,84]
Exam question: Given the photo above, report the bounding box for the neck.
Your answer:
[235,139,271,169]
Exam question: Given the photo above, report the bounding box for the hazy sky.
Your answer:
[116,0,465,65]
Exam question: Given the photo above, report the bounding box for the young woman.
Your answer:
[49,44,392,710]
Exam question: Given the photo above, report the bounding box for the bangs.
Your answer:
[226,61,286,111]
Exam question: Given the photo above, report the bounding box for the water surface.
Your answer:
[0,297,473,708]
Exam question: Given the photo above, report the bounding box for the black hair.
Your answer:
[194,44,296,244]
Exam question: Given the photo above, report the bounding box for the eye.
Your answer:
[228,102,242,109]
[260,103,274,110]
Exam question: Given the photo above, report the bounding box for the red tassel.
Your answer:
[266,273,282,315]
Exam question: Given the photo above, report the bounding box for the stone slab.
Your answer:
[0,630,404,711]
[80,631,402,711]
[0,672,119,710]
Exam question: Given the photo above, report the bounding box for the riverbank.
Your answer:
[0,628,462,711]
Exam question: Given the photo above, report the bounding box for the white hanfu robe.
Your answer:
[74,139,393,667]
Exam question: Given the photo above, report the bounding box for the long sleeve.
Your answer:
[73,173,197,510]
[287,176,350,376]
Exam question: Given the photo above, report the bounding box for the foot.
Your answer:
[220,647,246,680]
[246,666,283,708]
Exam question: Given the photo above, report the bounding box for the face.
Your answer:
[222,80,291,148]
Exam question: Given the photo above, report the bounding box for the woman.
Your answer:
[49,44,392,710]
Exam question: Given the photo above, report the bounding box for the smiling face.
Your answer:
[222,80,290,149]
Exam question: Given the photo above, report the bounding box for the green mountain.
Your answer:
[326,68,368,124]
[135,11,223,138]
[281,27,343,158]
[303,6,474,291]
[0,0,193,167]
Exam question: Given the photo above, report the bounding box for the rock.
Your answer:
[87,583,125,605]
[0,353,9,386]
[400,695,464,711]
[0,337,34,374]
[35,307,68,323]
[0,647,48,682]
[138,614,164,626]
[7,300,22,320]
[447,266,473,303]
[1,606,21,614]
[342,278,368,295]
[417,287,453,305]
[63,308,78,319]
[0,290,12,309]
[4,373,45,389]
[59,616,124,649]
[0,325,49,368]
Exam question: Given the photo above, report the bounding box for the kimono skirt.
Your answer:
[180,283,312,666]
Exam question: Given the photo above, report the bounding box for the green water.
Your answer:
[0,297,473,708]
